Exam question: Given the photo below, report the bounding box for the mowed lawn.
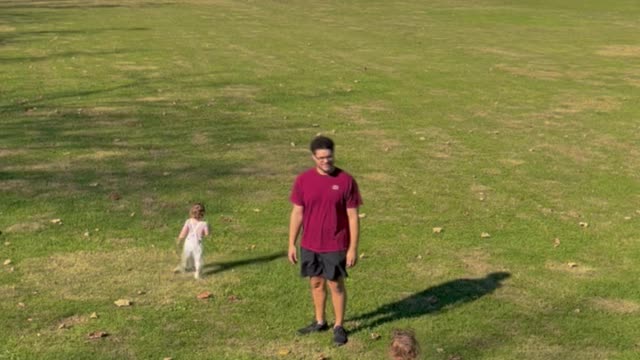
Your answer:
[1,0,639,359]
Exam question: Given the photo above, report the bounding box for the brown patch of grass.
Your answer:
[545,261,595,276]
[596,45,640,57]
[191,133,208,145]
[459,250,494,277]
[590,297,640,314]
[5,222,46,233]
[0,149,27,157]
[494,64,563,80]
[498,158,525,166]
[334,101,389,125]
[516,336,612,360]
[0,25,16,32]
[114,63,159,71]
[21,248,240,305]
[473,47,524,58]
[136,96,170,102]
[76,150,124,161]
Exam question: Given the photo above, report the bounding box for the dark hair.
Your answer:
[310,136,334,154]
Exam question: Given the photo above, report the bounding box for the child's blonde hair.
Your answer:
[189,203,206,220]
[389,329,420,360]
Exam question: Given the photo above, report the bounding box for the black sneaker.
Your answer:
[297,320,329,335]
[333,326,348,346]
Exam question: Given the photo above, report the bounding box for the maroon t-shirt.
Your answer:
[290,167,363,252]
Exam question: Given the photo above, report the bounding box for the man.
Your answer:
[288,135,363,346]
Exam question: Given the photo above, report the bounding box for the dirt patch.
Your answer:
[136,96,170,102]
[0,149,27,157]
[76,150,124,161]
[590,297,640,314]
[0,25,16,32]
[459,250,494,277]
[21,248,240,304]
[551,96,621,115]
[115,64,159,71]
[498,158,525,166]
[596,45,640,57]
[192,133,208,145]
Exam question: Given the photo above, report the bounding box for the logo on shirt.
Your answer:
[332,185,340,191]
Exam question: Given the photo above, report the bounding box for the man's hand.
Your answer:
[288,244,298,264]
[346,249,357,268]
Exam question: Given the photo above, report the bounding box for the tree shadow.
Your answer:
[202,252,286,276]
[348,272,511,333]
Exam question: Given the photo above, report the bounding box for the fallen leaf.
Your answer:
[89,312,98,319]
[163,358,173,360]
[311,123,320,127]
[553,238,561,248]
[3,259,11,266]
[163,172,171,176]
[358,213,366,219]
[480,232,491,238]
[419,137,426,141]
[253,208,261,213]
[416,255,423,260]
[290,142,296,147]
[579,222,589,228]
[89,182,99,187]
[277,348,291,356]
[108,192,121,201]
[58,323,68,330]
[197,291,213,300]
[370,332,381,340]
[249,244,256,250]
[624,216,631,220]
[432,227,443,234]
[87,331,109,339]
[448,356,462,360]
[50,218,62,225]
[227,295,239,302]
[137,290,146,295]
[83,231,90,237]
[568,262,578,268]
[359,253,366,259]
[17,302,25,308]
[114,299,132,307]
[130,212,136,217]
[4,241,10,246]
[316,354,328,360]
[437,348,445,353]
[574,308,581,313]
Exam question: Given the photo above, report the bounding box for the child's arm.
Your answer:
[203,222,210,238]
[176,221,189,244]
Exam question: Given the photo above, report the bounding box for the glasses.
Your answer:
[314,155,333,162]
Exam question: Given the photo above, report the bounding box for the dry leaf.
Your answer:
[83,231,90,237]
[253,208,261,213]
[197,291,213,300]
[3,259,11,266]
[249,244,256,250]
[137,290,146,295]
[311,123,320,127]
[370,332,381,340]
[114,299,132,307]
[358,213,366,218]
[290,142,296,147]
[58,323,68,330]
[568,262,578,268]
[108,192,121,201]
[130,212,136,217]
[163,172,171,176]
[89,312,98,319]
[359,253,366,259]
[17,302,25,308]
[89,182,99,187]
[448,356,462,360]
[480,232,491,238]
[579,222,589,228]
[624,216,631,220]
[4,242,10,246]
[163,358,173,360]
[437,348,445,353]
[419,137,426,141]
[416,255,423,260]
[227,295,240,302]
[277,348,291,356]
[553,238,561,248]
[432,227,443,234]
[50,218,62,225]
[87,331,109,339]
[574,308,581,313]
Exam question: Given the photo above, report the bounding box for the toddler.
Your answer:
[389,329,420,360]
[175,203,209,279]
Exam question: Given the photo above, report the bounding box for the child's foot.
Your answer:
[194,271,201,279]
[173,266,185,274]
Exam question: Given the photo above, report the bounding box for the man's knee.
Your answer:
[327,278,345,293]
[310,277,325,289]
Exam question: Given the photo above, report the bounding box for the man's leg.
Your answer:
[310,276,327,324]
[327,277,346,327]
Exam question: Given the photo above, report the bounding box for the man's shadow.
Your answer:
[349,272,511,333]
[202,252,286,276]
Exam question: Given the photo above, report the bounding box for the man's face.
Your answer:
[312,149,335,175]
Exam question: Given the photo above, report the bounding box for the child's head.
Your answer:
[189,203,206,220]
[389,329,420,360]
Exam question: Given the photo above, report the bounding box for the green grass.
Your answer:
[1,0,640,359]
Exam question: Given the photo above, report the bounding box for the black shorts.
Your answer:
[300,247,348,281]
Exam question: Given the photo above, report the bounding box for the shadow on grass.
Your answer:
[202,252,286,276]
[348,272,511,333]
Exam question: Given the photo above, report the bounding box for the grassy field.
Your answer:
[1,0,640,359]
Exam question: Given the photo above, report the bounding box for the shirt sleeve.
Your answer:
[346,178,363,208]
[290,176,304,206]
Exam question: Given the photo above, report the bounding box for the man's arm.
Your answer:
[346,207,360,268]
[288,205,304,264]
